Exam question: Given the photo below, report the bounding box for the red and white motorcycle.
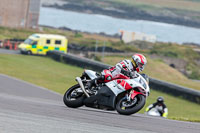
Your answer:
[63,69,150,115]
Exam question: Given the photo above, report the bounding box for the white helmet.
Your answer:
[131,53,147,72]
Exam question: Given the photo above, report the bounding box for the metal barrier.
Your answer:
[47,51,200,104]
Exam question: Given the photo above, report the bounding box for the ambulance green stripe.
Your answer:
[44,46,48,49]
[55,47,60,50]
[32,45,37,48]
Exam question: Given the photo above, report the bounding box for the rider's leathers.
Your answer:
[101,59,137,82]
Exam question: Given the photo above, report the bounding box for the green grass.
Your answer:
[0,53,200,122]
[0,54,83,94]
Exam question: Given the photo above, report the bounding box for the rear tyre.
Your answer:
[63,84,85,108]
[116,94,146,115]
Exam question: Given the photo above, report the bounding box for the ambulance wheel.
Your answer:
[27,51,32,55]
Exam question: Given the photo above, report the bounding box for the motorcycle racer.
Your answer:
[145,96,168,118]
[87,53,147,89]
[64,68,150,115]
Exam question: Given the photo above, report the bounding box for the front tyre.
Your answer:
[27,50,32,55]
[63,84,85,108]
[116,94,146,115]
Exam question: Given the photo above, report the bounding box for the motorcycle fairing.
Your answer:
[105,80,126,96]
[116,79,132,90]
[106,78,146,96]
[124,77,150,96]
[147,108,161,117]
[84,86,116,109]
[84,70,149,90]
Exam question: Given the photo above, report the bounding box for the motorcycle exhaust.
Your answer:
[76,77,90,97]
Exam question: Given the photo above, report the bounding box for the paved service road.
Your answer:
[0,49,20,54]
[0,74,200,133]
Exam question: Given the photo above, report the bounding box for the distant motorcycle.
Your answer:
[146,108,161,117]
[63,70,150,115]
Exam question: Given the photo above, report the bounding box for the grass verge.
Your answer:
[0,53,199,122]
[0,53,83,94]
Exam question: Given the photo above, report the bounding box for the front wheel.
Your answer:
[116,94,146,115]
[63,84,85,108]
[27,50,32,55]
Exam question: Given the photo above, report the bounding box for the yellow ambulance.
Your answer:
[19,34,68,55]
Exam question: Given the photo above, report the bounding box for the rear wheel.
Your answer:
[63,84,85,108]
[116,94,146,115]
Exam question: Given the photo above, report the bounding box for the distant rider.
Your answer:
[145,96,168,118]
[87,53,147,89]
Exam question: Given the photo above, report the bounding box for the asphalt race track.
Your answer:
[0,74,200,133]
[0,49,200,133]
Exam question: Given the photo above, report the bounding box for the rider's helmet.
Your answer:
[157,96,164,103]
[131,53,147,72]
